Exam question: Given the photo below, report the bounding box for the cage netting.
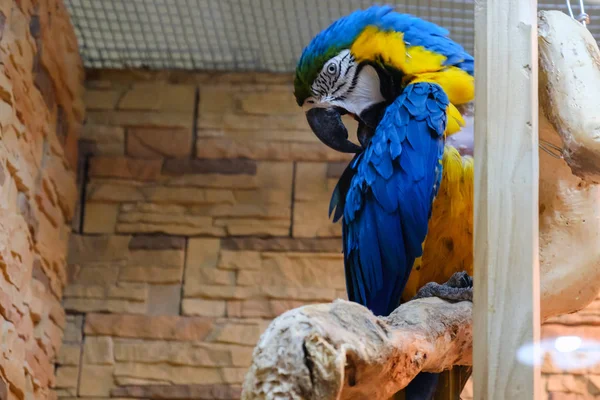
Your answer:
[65,0,600,71]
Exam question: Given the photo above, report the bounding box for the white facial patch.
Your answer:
[308,49,385,118]
[310,49,356,102]
[340,64,385,116]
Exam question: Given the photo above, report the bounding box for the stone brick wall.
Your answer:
[0,1,84,399]
[62,69,600,400]
[58,70,352,399]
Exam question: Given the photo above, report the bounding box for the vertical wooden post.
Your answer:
[473,0,541,399]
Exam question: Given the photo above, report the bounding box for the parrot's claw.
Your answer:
[412,271,473,303]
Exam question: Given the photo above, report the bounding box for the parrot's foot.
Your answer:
[412,271,473,303]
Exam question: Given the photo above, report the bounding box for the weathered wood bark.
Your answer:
[538,11,600,319]
[242,10,600,399]
[243,298,472,400]
[538,10,600,184]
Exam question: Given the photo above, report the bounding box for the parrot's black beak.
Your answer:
[305,107,362,153]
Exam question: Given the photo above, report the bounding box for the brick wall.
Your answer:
[0,1,83,399]
[57,70,352,399]
[62,70,600,399]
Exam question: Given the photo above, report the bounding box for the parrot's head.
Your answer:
[294,5,404,153]
[294,5,474,153]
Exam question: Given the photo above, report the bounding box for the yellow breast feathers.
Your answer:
[402,145,474,301]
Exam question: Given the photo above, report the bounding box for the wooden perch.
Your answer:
[242,298,472,400]
[242,10,600,399]
[539,11,600,183]
[537,11,600,320]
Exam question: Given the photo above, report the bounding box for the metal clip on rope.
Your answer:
[566,0,590,27]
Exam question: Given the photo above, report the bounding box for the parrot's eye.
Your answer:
[327,63,338,75]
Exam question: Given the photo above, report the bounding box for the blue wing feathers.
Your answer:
[340,82,447,317]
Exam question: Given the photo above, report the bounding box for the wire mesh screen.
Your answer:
[65,0,600,71]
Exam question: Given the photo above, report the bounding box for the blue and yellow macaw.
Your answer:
[294,5,475,399]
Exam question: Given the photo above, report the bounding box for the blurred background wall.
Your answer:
[58,69,351,399]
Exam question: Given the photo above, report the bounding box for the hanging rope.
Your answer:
[566,0,590,27]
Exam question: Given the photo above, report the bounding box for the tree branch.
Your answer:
[242,298,471,400]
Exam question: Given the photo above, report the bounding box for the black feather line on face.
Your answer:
[333,66,341,83]
[315,81,328,97]
[310,52,359,100]
[340,51,350,64]
[331,59,357,98]
[333,54,347,81]
[343,58,353,77]
[330,78,346,97]
[341,62,362,97]
[330,60,341,83]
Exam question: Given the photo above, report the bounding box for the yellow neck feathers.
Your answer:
[350,26,474,135]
